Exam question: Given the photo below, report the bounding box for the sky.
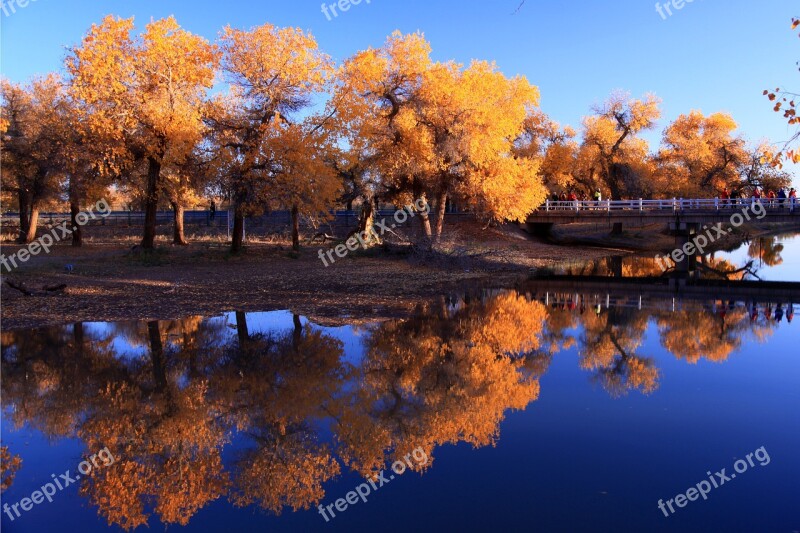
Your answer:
[1,0,798,184]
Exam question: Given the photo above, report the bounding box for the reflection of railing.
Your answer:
[519,275,800,303]
[534,291,799,316]
[541,197,797,212]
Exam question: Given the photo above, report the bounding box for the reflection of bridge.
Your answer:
[518,275,800,306]
[527,198,799,235]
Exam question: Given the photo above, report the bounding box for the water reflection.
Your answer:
[1,285,796,530]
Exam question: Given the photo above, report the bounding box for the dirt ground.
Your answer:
[4,216,795,331]
[1,220,621,330]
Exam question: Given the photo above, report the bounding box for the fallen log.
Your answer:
[5,280,67,296]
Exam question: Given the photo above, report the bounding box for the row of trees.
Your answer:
[1,16,793,251]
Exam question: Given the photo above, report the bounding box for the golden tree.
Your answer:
[580,92,661,199]
[335,32,547,243]
[66,15,218,249]
[0,76,68,243]
[207,23,335,253]
[657,111,748,196]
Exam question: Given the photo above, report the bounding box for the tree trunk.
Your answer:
[417,194,432,240]
[292,314,302,352]
[231,204,245,253]
[25,204,39,244]
[433,190,448,241]
[235,311,249,348]
[142,156,161,250]
[17,188,30,244]
[171,201,187,245]
[357,198,375,234]
[73,322,85,358]
[291,204,300,251]
[605,161,623,201]
[147,321,167,393]
[70,201,83,247]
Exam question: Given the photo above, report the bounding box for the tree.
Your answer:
[207,23,334,253]
[67,16,218,249]
[162,150,210,245]
[265,121,340,251]
[1,76,66,243]
[416,60,545,235]
[738,142,793,193]
[657,111,748,197]
[580,92,661,199]
[515,109,579,195]
[333,31,434,239]
[335,32,546,243]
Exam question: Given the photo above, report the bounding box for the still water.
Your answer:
[2,234,799,532]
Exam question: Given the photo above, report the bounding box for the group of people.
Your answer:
[747,302,794,324]
[720,187,797,208]
[551,189,604,209]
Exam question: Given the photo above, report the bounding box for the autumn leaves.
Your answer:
[3,17,551,253]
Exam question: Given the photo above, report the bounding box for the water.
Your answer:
[2,234,799,532]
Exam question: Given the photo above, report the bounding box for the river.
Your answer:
[2,232,799,532]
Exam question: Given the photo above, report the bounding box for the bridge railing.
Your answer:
[541,197,797,212]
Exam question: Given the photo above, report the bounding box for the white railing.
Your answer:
[541,197,797,213]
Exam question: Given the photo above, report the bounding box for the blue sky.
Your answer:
[1,0,798,183]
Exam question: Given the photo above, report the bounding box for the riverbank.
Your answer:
[3,219,797,330]
[549,220,800,254]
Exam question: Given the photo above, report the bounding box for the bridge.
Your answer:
[526,198,799,236]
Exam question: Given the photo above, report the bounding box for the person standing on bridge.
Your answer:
[593,189,602,210]
[778,188,787,208]
[790,188,797,211]
[568,191,579,210]
[721,187,730,208]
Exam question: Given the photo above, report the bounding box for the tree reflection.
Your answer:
[0,291,790,529]
[335,292,548,475]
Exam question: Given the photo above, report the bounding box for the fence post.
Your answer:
[606,199,611,212]
[639,198,643,212]
[545,199,549,212]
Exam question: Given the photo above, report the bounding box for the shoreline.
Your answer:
[1,221,797,331]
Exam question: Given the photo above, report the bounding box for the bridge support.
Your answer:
[668,222,700,275]
[526,222,554,239]
[611,222,623,235]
